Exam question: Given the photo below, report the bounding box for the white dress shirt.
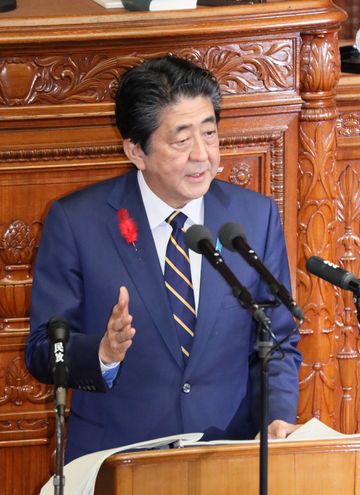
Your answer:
[137,170,204,312]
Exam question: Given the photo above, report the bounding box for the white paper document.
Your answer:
[39,433,203,495]
[91,0,197,9]
[91,0,124,8]
[177,418,360,447]
[148,0,197,10]
[285,417,360,441]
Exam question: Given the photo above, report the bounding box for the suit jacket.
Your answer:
[26,169,301,463]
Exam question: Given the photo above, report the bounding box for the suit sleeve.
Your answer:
[248,198,302,428]
[26,201,106,392]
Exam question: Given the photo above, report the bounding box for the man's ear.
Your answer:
[123,139,146,170]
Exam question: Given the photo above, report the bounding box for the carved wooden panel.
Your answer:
[334,73,360,433]
[337,112,360,137]
[334,162,360,434]
[297,65,360,433]
[218,130,286,217]
[0,38,297,108]
[297,31,341,428]
[178,40,297,95]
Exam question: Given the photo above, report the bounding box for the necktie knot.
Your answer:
[166,211,187,231]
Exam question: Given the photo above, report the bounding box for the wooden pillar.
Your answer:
[297,29,342,428]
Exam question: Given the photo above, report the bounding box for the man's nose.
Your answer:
[190,135,208,162]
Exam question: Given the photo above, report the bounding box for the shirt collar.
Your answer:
[137,170,204,229]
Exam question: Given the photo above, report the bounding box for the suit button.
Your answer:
[182,383,191,394]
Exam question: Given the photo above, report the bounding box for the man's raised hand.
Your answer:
[99,286,136,365]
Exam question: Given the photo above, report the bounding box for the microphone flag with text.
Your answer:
[47,316,70,415]
[184,224,269,327]
[306,256,360,295]
[218,222,304,321]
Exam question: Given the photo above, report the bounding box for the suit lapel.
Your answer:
[185,181,231,377]
[106,171,183,369]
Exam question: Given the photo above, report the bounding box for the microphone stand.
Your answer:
[53,390,67,495]
[47,317,69,494]
[256,301,276,495]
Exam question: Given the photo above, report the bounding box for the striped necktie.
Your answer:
[164,211,196,360]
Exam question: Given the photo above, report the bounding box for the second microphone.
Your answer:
[218,222,304,321]
[184,224,269,328]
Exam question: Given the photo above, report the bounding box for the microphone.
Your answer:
[184,224,269,328]
[306,256,360,295]
[219,222,304,321]
[47,316,70,415]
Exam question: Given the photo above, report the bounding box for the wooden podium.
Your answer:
[94,439,360,495]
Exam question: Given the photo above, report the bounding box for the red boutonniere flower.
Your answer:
[117,208,138,249]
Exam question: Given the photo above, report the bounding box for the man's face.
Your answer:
[126,95,220,209]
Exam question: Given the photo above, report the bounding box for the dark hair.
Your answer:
[115,55,222,154]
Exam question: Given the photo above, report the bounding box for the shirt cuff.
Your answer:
[99,357,120,389]
[100,358,120,372]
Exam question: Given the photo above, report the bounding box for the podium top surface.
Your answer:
[94,437,360,495]
[104,436,360,465]
[0,0,347,44]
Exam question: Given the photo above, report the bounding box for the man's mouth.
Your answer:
[187,168,208,178]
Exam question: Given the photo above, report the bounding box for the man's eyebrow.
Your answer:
[174,115,216,134]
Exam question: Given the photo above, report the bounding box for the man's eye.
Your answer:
[176,138,190,145]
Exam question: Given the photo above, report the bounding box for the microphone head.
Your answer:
[184,224,213,254]
[47,316,70,343]
[218,222,247,252]
[305,256,324,275]
[306,255,354,290]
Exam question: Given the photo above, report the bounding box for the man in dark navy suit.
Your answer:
[26,55,301,463]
